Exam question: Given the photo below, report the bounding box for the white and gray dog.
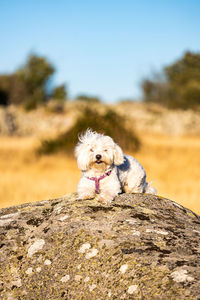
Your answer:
[75,129,156,204]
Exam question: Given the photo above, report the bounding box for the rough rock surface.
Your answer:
[1,193,200,299]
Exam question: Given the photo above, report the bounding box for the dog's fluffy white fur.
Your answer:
[75,129,156,204]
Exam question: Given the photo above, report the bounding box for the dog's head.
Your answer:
[75,129,124,171]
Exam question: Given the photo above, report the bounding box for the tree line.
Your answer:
[142,51,200,109]
[0,54,67,109]
[0,51,200,109]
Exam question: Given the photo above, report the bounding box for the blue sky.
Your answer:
[1,0,200,102]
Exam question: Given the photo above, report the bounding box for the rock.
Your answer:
[0,193,200,299]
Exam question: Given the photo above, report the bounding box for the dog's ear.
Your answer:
[113,144,124,165]
[74,143,89,171]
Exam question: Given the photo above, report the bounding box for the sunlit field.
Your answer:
[0,135,200,214]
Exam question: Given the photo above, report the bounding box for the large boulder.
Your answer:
[0,193,200,299]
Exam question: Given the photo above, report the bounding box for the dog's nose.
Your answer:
[96,154,102,160]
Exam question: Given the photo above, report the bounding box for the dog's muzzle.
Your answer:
[96,154,102,160]
[95,154,102,164]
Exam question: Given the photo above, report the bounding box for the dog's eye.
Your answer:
[104,149,107,152]
[90,149,94,152]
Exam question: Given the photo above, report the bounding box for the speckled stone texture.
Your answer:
[0,193,200,299]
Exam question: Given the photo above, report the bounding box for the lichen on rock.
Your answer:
[0,193,200,299]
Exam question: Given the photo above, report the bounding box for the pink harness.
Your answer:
[87,170,112,194]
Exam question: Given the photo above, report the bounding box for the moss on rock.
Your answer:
[0,193,200,299]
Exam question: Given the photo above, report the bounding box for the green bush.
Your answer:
[0,74,28,106]
[75,94,101,103]
[38,107,140,155]
[0,53,67,109]
[52,84,67,101]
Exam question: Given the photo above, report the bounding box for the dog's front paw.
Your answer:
[95,194,113,205]
[78,193,95,200]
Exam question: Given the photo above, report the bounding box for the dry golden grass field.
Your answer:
[0,134,200,214]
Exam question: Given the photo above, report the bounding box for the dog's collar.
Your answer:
[87,170,112,194]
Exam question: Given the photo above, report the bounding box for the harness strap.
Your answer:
[87,170,112,194]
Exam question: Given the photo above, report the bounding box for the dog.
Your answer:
[75,129,156,204]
